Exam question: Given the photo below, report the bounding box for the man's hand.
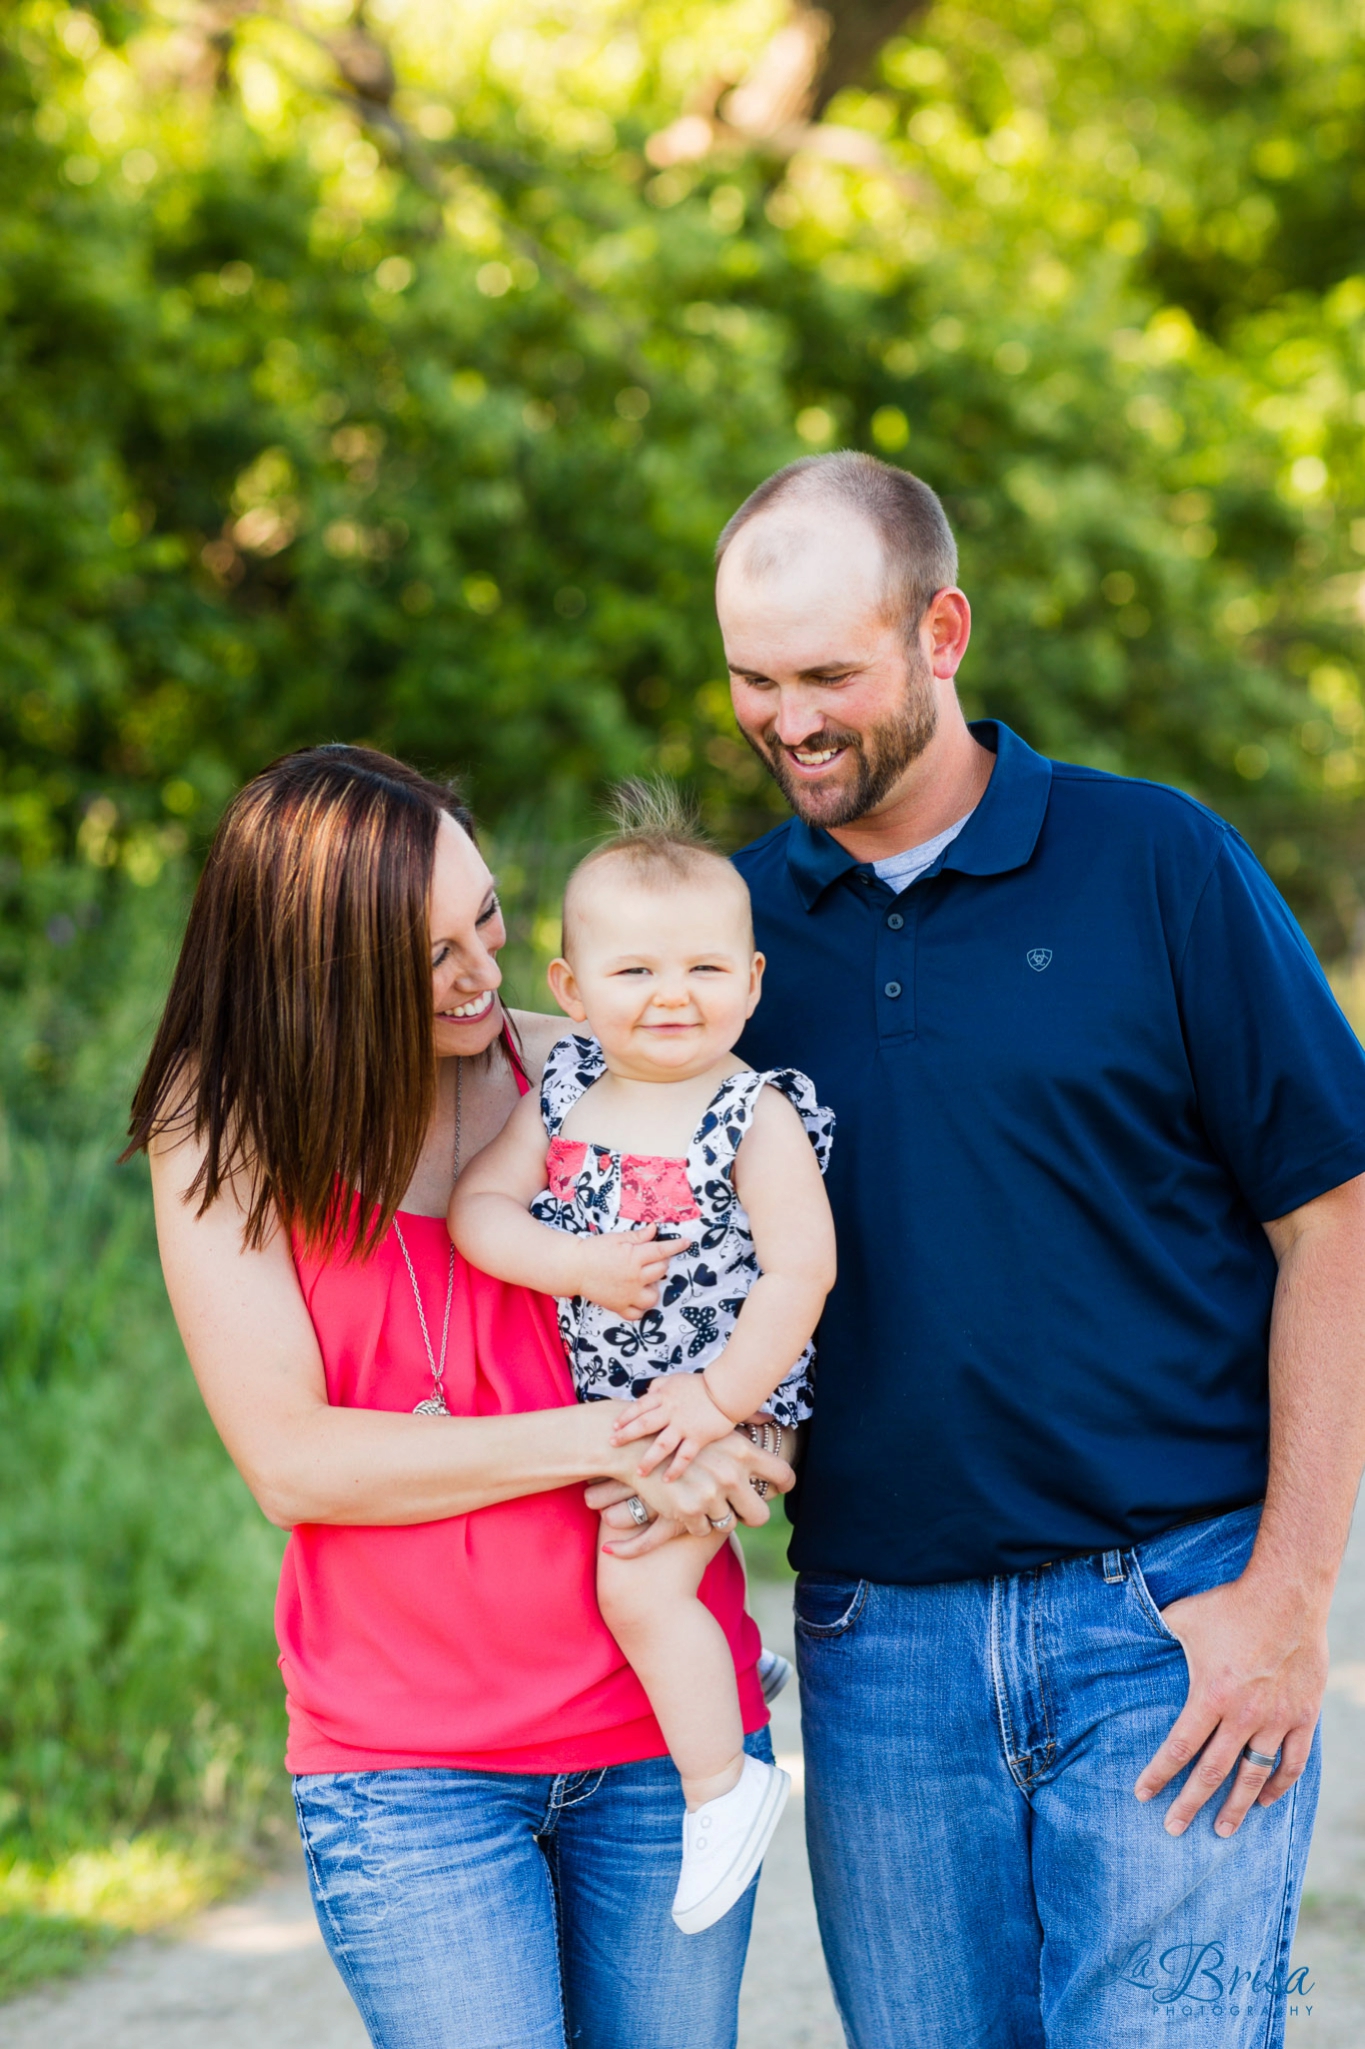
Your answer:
[1134,1572,1328,1837]
[571,1225,675,1319]
[611,1374,737,1478]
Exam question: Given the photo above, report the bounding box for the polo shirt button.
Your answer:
[887,912,904,930]
[884,980,902,999]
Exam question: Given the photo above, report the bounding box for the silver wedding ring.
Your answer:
[625,1495,652,1528]
[708,1510,736,1531]
[1242,1746,1278,1771]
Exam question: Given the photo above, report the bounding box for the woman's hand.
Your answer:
[590,1427,795,1556]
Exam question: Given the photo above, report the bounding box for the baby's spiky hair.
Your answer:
[561,779,753,954]
[602,778,711,865]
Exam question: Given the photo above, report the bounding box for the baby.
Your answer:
[451,786,835,1936]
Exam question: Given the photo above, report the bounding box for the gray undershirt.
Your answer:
[871,809,976,893]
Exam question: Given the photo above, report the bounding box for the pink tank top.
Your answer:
[276,1076,765,1776]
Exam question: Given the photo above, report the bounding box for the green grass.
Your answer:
[738,1512,796,1582]
[0,1910,118,2002]
[0,1836,248,2000]
[0,871,291,1998]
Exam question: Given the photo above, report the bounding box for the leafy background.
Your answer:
[2,0,1364,1992]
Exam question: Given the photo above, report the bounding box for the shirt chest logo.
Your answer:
[1026,947,1053,972]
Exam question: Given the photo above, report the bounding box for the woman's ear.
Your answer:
[547,957,588,1021]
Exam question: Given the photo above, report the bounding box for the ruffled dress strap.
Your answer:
[757,1067,836,1176]
[687,1064,834,1185]
[539,1032,606,1138]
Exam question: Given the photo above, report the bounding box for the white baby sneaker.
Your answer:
[671,1756,791,1935]
[756,1647,792,1704]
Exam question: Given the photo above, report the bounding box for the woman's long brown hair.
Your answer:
[126,744,477,1258]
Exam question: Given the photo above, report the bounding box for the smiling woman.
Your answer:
[121,743,793,2049]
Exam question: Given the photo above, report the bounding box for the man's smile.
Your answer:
[787,741,849,774]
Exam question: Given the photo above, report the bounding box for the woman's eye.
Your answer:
[432,945,450,969]
[476,895,501,928]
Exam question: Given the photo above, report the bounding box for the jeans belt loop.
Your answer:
[1102,1548,1125,1584]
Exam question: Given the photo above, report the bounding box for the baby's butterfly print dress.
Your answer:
[530,1034,834,1429]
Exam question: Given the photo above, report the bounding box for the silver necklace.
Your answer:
[398,1058,462,1418]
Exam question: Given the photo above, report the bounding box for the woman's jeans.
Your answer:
[796,1505,1320,2048]
[293,1727,773,2049]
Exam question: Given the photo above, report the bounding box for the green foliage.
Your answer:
[0,874,286,1858]
[1,0,1363,946]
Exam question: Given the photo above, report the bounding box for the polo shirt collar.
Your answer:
[785,720,1053,910]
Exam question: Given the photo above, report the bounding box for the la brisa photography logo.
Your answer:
[1117,1939,1315,2023]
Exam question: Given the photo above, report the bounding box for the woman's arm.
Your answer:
[150,1127,788,1532]
[451,1089,677,1318]
[617,1089,836,1474]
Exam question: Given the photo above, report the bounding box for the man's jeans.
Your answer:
[294,1727,774,2049]
[796,1505,1320,2048]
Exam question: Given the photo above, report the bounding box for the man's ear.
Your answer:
[746,951,766,1019]
[547,957,588,1021]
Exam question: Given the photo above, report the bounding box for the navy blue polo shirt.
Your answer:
[735,721,1365,1585]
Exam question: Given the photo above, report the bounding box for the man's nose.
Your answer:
[770,689,826,748]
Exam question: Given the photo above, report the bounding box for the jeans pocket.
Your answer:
[1127,1555,1182,1644]
[794,1572,868,1639]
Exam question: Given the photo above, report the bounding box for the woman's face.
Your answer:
[429,812,508,1059]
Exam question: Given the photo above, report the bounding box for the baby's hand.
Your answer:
[613,1374,737,1480]
[573,1225,675,1320]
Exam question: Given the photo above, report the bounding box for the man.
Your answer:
[722,451,1365,2047]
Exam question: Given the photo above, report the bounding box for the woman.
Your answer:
[128,744,792,2049]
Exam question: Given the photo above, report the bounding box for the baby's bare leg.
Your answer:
[597,1522,743,1811]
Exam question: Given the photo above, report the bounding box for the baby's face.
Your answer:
[550,871,763,1082]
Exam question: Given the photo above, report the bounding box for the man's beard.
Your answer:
[744,658,939,830]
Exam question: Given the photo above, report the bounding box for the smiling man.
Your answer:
[721,452,1365,2048]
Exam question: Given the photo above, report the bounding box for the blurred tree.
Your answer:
[0,0,1362,956]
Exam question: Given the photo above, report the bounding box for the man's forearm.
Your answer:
[1250,1174,1365,1610]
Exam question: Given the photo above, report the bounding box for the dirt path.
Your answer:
[5,1545,1364,2047]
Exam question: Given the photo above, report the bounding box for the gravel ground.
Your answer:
[5,1532,1365,2048]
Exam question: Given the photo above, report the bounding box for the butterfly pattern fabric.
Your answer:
[530,1033,834,1425]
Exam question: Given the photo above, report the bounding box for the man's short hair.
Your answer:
[715,451,958,637]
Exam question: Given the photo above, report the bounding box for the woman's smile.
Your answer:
[439,990,495,1022]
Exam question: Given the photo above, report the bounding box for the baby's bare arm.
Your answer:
[449,1089,583,1293]
[718,1088,835,1415]
[622,1092,834,1475]
[451,1090,675,1316]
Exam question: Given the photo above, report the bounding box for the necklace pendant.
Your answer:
[412,1392,450,1418]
